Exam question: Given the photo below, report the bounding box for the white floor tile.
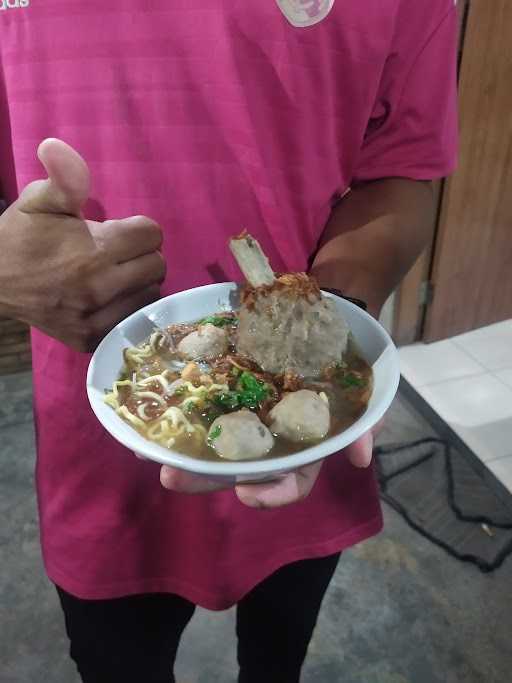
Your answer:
[494,368,512,390]
[452,319,512,371]
[399,340,484,388]
[417,374,512,462]
[487,456,512,494]
[451,419,512,463]
[418,374,512,425]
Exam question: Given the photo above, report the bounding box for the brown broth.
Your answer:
[112,316,373,462]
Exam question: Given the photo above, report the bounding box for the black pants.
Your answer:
[56,553,340,683]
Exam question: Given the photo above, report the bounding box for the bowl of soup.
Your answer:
[86,282,400,483]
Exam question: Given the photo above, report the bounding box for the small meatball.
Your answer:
[177,323,228,360]
[269,390,330,442]
[208,410,274,461]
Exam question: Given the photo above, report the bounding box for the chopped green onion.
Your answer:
[200,315,236,328]
[214,392,241,411]
[340,372,366,388]
[207,424,222,446]
[212,371,270,412]
[184,400,196,414]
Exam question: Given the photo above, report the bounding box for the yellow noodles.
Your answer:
[138,373,174,393]
[145,406,207,449]
[149,331,168,352]
[104,380,133,409]
[124,343,154,365]
[116,405,147,430]
[132,391,167,406]
[104,367,210,449]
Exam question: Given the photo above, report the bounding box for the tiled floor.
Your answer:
[399,319,512,494]
[2,373,512,683]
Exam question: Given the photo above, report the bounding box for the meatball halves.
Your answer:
[268,390,330,442]
[177,323,228,361]
[207,410,274,461]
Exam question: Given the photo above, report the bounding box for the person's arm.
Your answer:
[162,2,459,508]
[310,178,435,318]
[162,181,433,507]
[311,0,459,318]
[0,138,165,349]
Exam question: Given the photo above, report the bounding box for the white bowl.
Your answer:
[87,283,400,483]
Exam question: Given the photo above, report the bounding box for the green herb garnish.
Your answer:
[207,424,223,446]
[214,391,241,411]
[213,371,270,412]
[200,315,236,328]
[201,402,223,424]
[184,400,196,414]
[238,371,269,403]
[340,372,366,388]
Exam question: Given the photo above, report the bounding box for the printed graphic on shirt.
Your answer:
[275,0,334,27]
[0,0,29,10]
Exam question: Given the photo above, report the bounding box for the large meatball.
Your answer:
[177,323,228,360]
[208,410,274,461]
[268,390,330,442]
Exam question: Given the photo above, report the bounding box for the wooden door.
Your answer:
[392,0,469,346]
[422,0,512,341]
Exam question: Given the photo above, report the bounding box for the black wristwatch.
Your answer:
[321,288,367,311]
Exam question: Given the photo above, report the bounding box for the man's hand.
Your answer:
[159,429,375,509]
[0,138,165,352]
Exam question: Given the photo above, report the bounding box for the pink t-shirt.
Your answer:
[0,0,458,608]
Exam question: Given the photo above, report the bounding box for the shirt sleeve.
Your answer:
[353,1,459,183]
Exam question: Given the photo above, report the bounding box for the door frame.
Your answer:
[391,0,470,346]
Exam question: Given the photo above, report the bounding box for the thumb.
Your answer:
[18,138,90,217]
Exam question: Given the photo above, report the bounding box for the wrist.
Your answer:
[310,267,388,319]
[320,287,368,312]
